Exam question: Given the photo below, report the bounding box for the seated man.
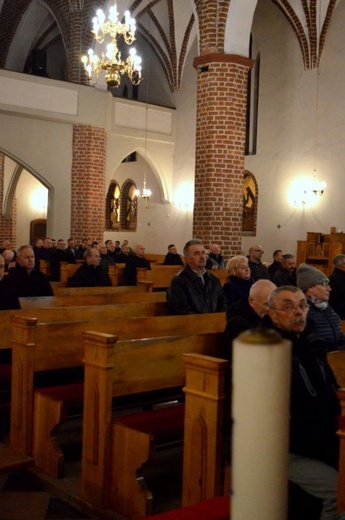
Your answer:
[124,244,151,286]
[248,244,270,281]
[0,255,20,309]
[105,240,117,261]
[268,249,283,280]
[329,254,345,319]
[167,239,226,314]
[297,263,345,352]
[163,244,184,266]
[225,279,276,349]
[267,286,340,520]
[97,242,115,271]
[75,238,91,260]
[272,253,297,287]
[206,243,226,270]
[69,247,112,287]
[7,245,53,297]
[115,244,131,264]
[49,239,76,281]
[2,249,16,272]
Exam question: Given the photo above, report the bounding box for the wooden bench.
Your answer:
[19,288,165,309]
[54,282,152,296]
[145,253,167,265]
[0,300,169,352]
[137,265,184,290]
[9,313,225,479]
[79,331,226,518]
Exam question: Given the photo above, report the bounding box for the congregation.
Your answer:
[0,235,345,520]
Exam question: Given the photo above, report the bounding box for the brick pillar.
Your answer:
[0,152,16,246]
[193,54,253,258]
[67,9,87,84]
[71,125,106,243]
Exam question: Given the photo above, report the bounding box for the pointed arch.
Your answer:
[120,178,138,231]
[242,170,258,236]
[105,180,121,231]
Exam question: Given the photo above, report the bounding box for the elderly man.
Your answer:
[225,279,276,348]
[124,244,151,285]
[206,243,226,270]
[329,254,345,319]
[267,286,340,520]
[297,263,345,352]
[167,239,226,314]
[69,247,112,287]
[271,253,297,287]
[248,244,270,281]
[7,245,53,296]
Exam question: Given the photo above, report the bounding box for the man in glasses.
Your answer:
[297,263,345,352]
[267,285,340,520]
[248,244,270,281]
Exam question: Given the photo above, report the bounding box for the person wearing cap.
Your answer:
[296,263,345,352]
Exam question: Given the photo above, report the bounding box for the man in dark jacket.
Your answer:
[8,245,53,297]
[49,239,76,281]
[163,244,184,266]
[268,249,283,279]
[124,244,151,285]
[267,286,340,520]
[167,239,226,314]
[329,254,345,319]
[272,253,297,287]
[69,248,112,287]
[0,254,20,309]
[225,279,276,348]
[248,244,270,281]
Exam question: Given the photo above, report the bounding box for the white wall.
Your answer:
[242,0,345,263]
[16,170,47,246]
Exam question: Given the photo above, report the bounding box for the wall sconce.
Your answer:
[175,182,194,211]
[290,173,326,209]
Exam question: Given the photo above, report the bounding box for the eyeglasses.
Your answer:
[272,303,309,312]
[310,280,330,287]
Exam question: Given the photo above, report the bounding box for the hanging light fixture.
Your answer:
[81,2,143,88]
[135,105,152,208]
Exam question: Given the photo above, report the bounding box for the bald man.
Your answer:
[225,279,276,349]
[248,244,270,281]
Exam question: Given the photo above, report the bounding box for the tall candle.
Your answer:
[231,328,291,520]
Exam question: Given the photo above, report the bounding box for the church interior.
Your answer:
[1,0,345,519]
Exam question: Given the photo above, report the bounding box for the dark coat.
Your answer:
[268,260,281,280]
[7,265,53,297]
[0,275,20,309]
[273,327,340,467]
[248,260,270,281]
[223,276,254,308]
[69,263,112,287]
[329,267,345,319]
[49,248,76,281]
[167,264,227,315]
[271,265,297,287]
[225,297,264,350]
[124,255,151,286]
[163,252,184,266]
[305,302,345,352]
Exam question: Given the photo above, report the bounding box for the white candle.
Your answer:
[231,328,291,520]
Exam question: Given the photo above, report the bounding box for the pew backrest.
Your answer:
[59,263,118,286]
[137,265,183,289]
[327,350,345,388]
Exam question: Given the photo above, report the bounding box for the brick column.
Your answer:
[193,54,253,258]
[71,125,106,242]
[0,152,16,246]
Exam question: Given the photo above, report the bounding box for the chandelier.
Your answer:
[81,3,142,89]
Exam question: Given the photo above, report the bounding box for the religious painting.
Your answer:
[242,171,257,235]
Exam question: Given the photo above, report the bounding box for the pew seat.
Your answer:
[0,445,34,473]
[145,496,229,520]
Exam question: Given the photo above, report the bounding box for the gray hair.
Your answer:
[333,254,345,266]
[183,239,203,257]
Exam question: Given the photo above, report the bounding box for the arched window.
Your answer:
[121,180,138,231]
[105,181,121,230]
[242,170,258,236]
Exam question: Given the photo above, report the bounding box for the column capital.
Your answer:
[194,53,254,70]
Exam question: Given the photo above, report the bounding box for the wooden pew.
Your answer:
[0,301,170,352]
[145,253,166,265]
[211,270,228,285]
[19,288,165,309]
[9,313,226,479]
[337,388,345,513]
[137,265,183,289]
[54,282,152,296]
[79,331,226,518]
[182,353,230,507]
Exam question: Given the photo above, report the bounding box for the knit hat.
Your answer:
[296,263,329,292]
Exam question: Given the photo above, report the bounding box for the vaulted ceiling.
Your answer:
[0,0,340,90]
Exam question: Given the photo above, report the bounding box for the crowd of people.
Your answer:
[0,234,344,518]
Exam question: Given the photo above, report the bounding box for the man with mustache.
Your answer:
[267,286,340,520]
